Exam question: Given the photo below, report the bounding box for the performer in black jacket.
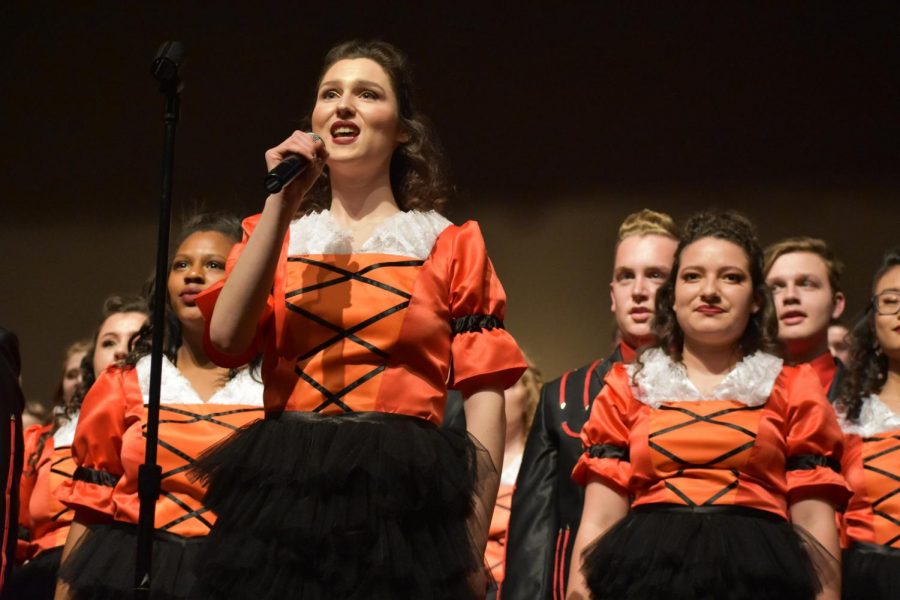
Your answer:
[0,327,24,598]
[502,210,679,599]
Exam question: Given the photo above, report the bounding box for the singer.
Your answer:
[192,40,526,599]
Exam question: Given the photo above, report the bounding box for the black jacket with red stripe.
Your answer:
[501,346,625,600]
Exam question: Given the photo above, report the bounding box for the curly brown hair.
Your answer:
[67,294,149,417]
[299,40,453,215]
[649,210,780,362]
[837,248,900,421]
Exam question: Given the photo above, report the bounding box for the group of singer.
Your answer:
[1,39,898,600]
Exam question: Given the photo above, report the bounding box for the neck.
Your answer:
[176,324,216,370]
[328,165,399,224]
[681,338,742,376]
[783,333,829,365]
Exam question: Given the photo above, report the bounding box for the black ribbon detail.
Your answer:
[785,454,841,473]
[587,444,629,461]
[452,314,504,335]
[73,466,121,487]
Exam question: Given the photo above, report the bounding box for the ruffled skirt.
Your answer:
[6,545,62,600]
[842,542,900,600]
[190,410,488,600]
[57,523,203,599]
[583,504,839,600]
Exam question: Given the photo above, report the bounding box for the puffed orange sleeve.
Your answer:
[446,221,526,397]
[572,364,633,496]
[197,214,276,368]
[781,364,852,508]
[55,367,137,522]
[16,424,50,561]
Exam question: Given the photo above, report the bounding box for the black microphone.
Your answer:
[151,41,185,85]
[264,154,309,194]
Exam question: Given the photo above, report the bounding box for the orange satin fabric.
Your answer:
[842,430,900,548]
[56,367,264,537]
[574,363,850,519]
[485,482,513,584]
[197,214,526,424]
[807,352,838,393]
[17,424,76,560]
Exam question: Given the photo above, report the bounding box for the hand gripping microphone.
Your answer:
[264,133,322,194]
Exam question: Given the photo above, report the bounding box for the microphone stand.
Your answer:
[135,41,185,600]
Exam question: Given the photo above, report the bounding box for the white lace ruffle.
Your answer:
[840,394,900,436]
[136,355,264,406]
[53,412,79,447]
[287,209,452,259]
[626,348,783,408]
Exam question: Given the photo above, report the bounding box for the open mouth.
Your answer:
[330,121,360,141]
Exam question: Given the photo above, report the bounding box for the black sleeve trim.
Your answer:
[451,314,505,335]
[73,466,121,488]
[785,454,841,473]
[587,444,629,461]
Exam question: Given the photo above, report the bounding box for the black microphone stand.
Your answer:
[135,41,185,600]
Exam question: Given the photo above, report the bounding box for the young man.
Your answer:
[764,237,846,399]
[502,210,678,600]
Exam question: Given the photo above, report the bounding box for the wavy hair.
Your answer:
[300,40,453,215]
[649,210,780,363]
[837,248,900,421]
[67,294,149,417]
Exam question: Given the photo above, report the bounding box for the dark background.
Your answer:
[2,2,897,404]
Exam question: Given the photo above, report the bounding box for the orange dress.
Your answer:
[197,210,526,420]
[56,356,264,532]
[574,350,849,516]
[191,210,526,600]
[17,419,77,562]
[841,395,900,548]
[573,349,850,599]
[485,455,521,585]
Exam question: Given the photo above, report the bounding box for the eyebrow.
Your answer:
[680,264,748,273]
[319,79,386,91]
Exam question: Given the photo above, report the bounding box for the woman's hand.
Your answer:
[566,478,629,599]
[264,130,328,211]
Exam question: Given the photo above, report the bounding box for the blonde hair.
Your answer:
[519,352,544,435]
[763,237,844,295]
[617,209,679,244]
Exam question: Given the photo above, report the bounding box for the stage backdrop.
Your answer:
[2,3,896,404]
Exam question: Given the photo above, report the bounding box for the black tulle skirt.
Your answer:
[583,504,839,600]
[843,542,900,600]
[56,523,204,600]
[190,410,489,600]
[5,545,62,600]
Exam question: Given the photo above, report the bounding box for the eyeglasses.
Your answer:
[873,290,900,316]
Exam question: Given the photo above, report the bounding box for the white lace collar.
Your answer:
[626,348,783,408]
[53,412,79,447]
[841,395,900,437]
[287,209,452,259]
[136,355,263,406]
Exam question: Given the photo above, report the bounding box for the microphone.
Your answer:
[263,133,322,194]
[151,41,185,85]
[264,154,309,194]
